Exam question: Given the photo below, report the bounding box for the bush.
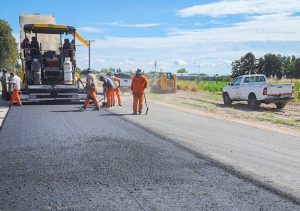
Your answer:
[177,80,227,93]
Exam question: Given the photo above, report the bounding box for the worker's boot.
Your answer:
[93,107,100,111]
[132,112,137,115]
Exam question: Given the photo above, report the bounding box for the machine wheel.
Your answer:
[223,92,232,105]
[275,101,287,109]
[248,94,259,109]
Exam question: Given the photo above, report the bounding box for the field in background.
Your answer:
[176,79,300,101]
[177,80,227,94]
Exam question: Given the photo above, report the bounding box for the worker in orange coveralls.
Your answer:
[99,76,115,107]
[9,72,22,107]
[82,82,100,110]
[107,72,122,106]
[131,69,148,115]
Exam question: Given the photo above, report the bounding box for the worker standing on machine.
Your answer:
[9,72,22,107]
[82,82,100,110]
[131,69,148,115]
[107,72,122,106]
[99,76,115,108]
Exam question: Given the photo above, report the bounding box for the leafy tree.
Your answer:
[260,54,282,78]
[231,60,242,78]
[100,68,109,75]
[177,68,188,74]
[231,52,256,77]
[15,63,22,71]
[232,52,300,79]
[0,19,18,70]
[76,66,82,72]
[294,58,300,78]
[109,67,115,73]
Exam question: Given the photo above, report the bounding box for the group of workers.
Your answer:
[0,69,23,106]
[1,67,148,115]
[83,68,148,114]
[21,37,76,68]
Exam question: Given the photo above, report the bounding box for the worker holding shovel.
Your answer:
[131,69,148,115]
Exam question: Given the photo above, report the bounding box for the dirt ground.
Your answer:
[147,90,300,137]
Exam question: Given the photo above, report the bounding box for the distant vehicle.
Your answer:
[222,74,294,109]
[113,73,132,89]
[151,72,177,93]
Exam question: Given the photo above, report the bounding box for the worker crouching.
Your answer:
[107,72,122,106]
[9,72,22,107]
[82,82,100,110]
[131,69,148,115]
[100,76,115,108]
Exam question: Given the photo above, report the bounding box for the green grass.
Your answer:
[177,80,228,94]
[272,119,296,126]
[177,79,300,100]
[294,81,300,101]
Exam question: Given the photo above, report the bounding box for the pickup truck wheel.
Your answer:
[275,102,287,109]
[248,94,259,109]
[223,93,232,105]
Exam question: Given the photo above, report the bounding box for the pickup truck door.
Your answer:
[239,76,250,99]
[230,77,243,99]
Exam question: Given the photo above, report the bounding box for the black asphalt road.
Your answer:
[0,104,299,210]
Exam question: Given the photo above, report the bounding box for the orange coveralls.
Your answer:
[112,76,122,106]
[131,75,148,113]
[83,87,100,109]
[105,86,114,107]
[9,89,22,106]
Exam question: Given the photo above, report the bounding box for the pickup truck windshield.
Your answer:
[232,77,242,86]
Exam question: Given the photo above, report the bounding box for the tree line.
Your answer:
[231,52,300,79]
[0,19,18,70]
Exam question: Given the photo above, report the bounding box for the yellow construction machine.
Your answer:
[150,72,177,93]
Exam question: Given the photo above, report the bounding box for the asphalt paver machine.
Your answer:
[19,15,89,102]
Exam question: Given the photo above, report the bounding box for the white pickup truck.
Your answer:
[222,74,294,109]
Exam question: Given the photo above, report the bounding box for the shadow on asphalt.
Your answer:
[49,110,84,113]
[98,113,135,116]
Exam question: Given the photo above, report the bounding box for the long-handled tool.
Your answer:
[102,89,107,107]
[144,92,149,115]
[98,97,105,103]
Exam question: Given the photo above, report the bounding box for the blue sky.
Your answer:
[2,0,300,75]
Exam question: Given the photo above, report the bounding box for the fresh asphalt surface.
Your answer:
[0,98,300,210]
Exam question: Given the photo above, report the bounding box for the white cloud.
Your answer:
[174,59,187,66]
[74,2,300,75]
[104,21,160,28]
[178,0,300,17]
[77,27,104,33]
[75,12,300,73]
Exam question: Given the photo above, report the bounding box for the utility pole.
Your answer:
[154,60,157,72]
[87,40,95,69]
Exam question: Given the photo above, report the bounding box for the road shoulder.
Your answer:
[147,91,300,138]
[0,96,9,129]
